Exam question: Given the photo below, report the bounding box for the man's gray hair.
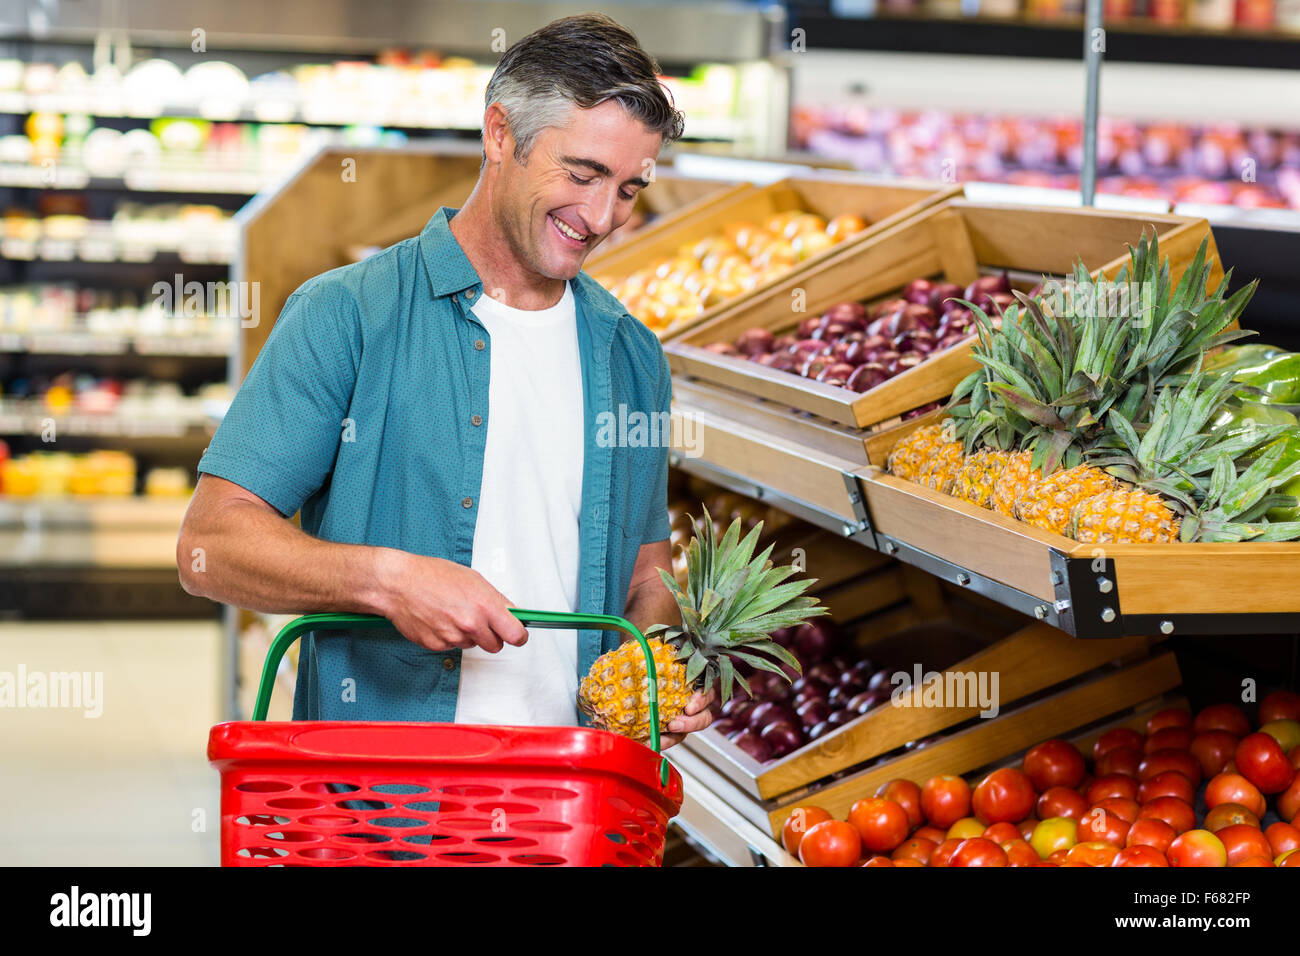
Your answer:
[483,14,685,163]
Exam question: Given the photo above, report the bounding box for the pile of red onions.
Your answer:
[708,619,906,763]
[706,272,1014,394]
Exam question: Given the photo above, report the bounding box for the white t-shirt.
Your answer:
[454,281,585,727]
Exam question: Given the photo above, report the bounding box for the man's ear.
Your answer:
[482,102,514,166]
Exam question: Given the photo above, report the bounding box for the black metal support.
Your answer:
[1050,550,1125,639]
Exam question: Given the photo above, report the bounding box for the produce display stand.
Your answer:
[584,174,962,337]
[665,199,1222,432]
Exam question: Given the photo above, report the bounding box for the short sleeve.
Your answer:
[641,349,672,545]
[197,289,357,517]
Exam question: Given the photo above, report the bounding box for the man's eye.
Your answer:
[569,172,593,186]
[619,190,637,201]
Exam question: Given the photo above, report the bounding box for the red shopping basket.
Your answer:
[208,610,684,867]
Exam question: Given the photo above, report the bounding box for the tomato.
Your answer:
[947,817,985,840]
[1092,797,1140,824]
[1168,829,1227,867]
[1095,746,1143,778]
[1077,807,1130,847]
[891,837,936,864]
[1017,818,1038,841]
[1205,772,1267,818]
[1004,839,1040,866]
[1231,856,1274,867]
[921,775,971,828]
[1038,786,1088,820]
[1030,817,1078,859]
[1086,774,1139,804]
[862,855,894,867]
[913,824,947,844]
[929,837,963,867]
[949,837,1008,867]
[1193,703,1251,737]
[972,768,1036,825]
[1137,770,1195,805]
[1291,745,1300,772]
[1235,732,1296,794]
[893,858,925,867]
[1137,797,1196,835]
[1277,771,1300,824]
[781,805,834,857]
[1093,727,1144,762]
[1137,749,1202,787]
[1203,802,1260,833]
[1047,848,1071,865]
[799,820,862,867]
[1217,824,1274,866]
[875,778,924,830]
[1259,689,1300,724]
[1066,841,1120,867]
[1190,730,1238,779]
[849,798,911,854]
[1126,818,1176,854]
[1146,707,1192,735]
[1022,739,1086,791]
[1144,727,1193,753]
[1278,849,1300,868]
[982,821,1023,847]
[1112,845,1169,867]
[1259,719,1300,754]
[1265,821,1300,857]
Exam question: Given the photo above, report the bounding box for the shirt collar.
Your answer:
[420,204,621,353]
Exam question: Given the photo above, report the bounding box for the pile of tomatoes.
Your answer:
[784,691,1300,867]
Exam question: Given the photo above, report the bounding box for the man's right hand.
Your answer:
[375,548,529,654]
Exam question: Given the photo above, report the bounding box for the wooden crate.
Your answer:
[665,200,1223,429]
[861,465,1300,631]
[585,174,961,338]
[680,531,1169,805]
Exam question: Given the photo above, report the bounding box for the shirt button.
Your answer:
[442,657,456,671]
[471,414,483,427]
[462,497,474,509]
[473,339,485,351]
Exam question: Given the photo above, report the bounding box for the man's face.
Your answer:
[490,99,663,281]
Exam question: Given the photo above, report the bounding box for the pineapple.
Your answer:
[1015,463,1123,536]
[915,439,966,494]
[992,450,1042,518]
[886,423,954,483]
[1071,488,1180,544]
[578,509,827,743]
[951,447,1011,508]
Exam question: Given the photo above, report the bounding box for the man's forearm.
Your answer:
[178,495,393,617]
[623,573,679,637]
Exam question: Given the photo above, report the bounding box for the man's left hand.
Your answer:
[660,686,717,749]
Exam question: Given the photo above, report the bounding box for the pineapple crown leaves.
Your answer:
[645,507,828,702]
[1179,445,1300,542]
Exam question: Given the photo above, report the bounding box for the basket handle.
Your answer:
[251,609,672,787]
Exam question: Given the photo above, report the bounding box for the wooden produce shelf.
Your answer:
[588,173,960,339]
[665,200,1222,430]
[859,466,1300,638]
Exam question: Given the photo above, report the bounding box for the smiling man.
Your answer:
[177,15,713,745]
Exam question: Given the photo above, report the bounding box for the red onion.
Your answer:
[811,320,851,341]
[819,361,856,383]
[904,402,941,420]
[735,327,774,356]
[989,291,1016,314]
[770,353,797,372]
[844,336,885,364]
[866,669,894,693]
[828,683,865,708]
[796,316,821,338]
[928,281,964,312]
[801,356,830,379]
[772,333,797,352]
[788,338,823,358]
[748,701,797,732]
[902,303,939,331]
[848,362,888,393]
[822,377,847,388]
[760,721,803,759]
[771,626,797,648]
[871,297,909,319]
[909,329,938,354]
[848,691,878,713]
[903,278,935,305]
[795,620,838,662]
[938,332,968,351]
[704,342,739,356]
[827,710,855,727]
[792,675,829,696]
[712,718,738,736]
[865,316,890,338]
[848,660,876,682]
[807,662,841,686]
[887,353,923,377]
[731,729,771,762]
[808,720,833,740]
[755,353,777,367]
[796,698,832,728]
[824,301,868,326]
[721,697,755,723]
[829,341,855,362]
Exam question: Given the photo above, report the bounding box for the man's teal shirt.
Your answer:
[198,207,671,723]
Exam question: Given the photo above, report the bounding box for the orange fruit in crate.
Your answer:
[826,213,868,241]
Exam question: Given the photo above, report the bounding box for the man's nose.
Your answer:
[583,186,619,237]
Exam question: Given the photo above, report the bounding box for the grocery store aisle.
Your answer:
[0,618,224,866]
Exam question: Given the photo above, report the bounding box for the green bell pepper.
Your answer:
[1202,342,1288,375]
[1264,434,1300,522]
[1231,354,1300,405]
[1208,399,1298,441]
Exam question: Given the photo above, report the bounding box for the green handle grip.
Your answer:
[251,609,671,787]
